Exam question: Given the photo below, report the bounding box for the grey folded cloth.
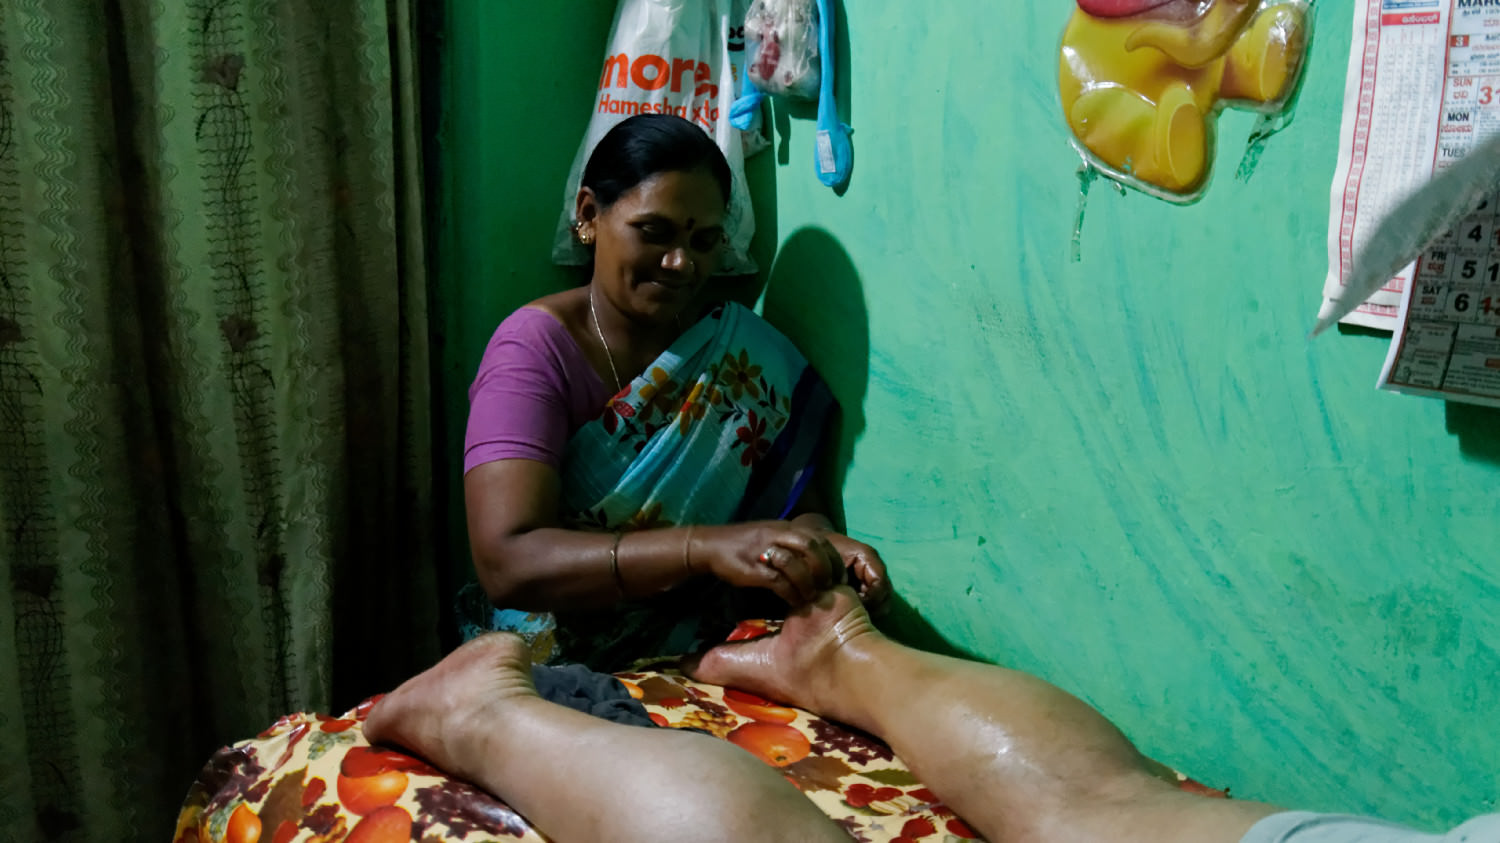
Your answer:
[530,663,656,729]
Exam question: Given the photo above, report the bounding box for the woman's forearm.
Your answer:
[475,525,705,613]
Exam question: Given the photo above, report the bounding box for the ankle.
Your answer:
[818,626,888,730]
[441,692,548,781]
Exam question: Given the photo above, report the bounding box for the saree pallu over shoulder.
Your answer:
[561,302,834,531]
[526,303,835,670]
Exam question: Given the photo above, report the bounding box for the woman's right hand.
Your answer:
[693,521,843,606]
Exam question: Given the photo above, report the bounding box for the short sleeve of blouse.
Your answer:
[463,308,610,474]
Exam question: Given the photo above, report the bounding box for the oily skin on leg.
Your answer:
[689,587,1282,843]
[364,633,850,843]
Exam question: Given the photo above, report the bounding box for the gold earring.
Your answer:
[573,221,594,246]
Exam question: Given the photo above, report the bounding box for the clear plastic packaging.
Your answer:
[744,0,820,100]
[1058,0,1311,202]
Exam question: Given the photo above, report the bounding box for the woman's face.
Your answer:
[578,167,727,324]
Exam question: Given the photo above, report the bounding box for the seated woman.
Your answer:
[459,112,888,672]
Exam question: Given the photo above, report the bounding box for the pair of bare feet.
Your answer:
[363,587,895,843]
[363,585,878,780]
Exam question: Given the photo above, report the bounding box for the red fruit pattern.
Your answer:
[340,745,434,778]
[300,776,325,807]
[889,815,941,842]
[345,804,412,843]
[843,783,904,808]
[722,688,798,724]
[223,803,260,843]
[314,714,357,733]
[176,662,1233,843]
[270,819,298,843]
[726,618,779,642]
[337,769,408,816]
[727,721,812,767]
[901,817,937,837]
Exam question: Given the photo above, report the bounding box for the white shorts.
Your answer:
[1243,812,1500,843]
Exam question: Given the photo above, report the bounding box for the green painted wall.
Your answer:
[437,0,1500,830]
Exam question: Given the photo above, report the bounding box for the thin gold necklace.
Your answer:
[588,286,623,393]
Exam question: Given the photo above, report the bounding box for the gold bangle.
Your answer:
[609,531,625,597]
[682,525,695,576]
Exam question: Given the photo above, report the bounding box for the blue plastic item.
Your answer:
[729,76,765,132]
[811,0,851,188]
[728,0,852,188]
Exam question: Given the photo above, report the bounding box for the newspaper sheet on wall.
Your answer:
[1324,0,1500,406]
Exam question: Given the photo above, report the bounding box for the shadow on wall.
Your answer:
[764,228,867,508]
[1446,402,1500,465]
[763,227,984,660]
[716,130,781,306]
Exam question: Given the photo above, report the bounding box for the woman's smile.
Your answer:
[641,276,694,293]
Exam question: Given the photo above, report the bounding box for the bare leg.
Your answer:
[688,587,1282,843]
[365,633,849,843]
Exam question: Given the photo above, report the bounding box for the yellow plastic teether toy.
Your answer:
[1059,0,1309,200]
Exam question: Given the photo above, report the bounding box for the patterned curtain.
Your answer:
[0,1,438,839]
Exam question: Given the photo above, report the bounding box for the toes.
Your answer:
[684,636,776,687]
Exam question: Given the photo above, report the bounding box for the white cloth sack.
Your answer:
[553,0,758,275]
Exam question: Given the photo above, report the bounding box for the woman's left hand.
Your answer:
[823,532,890,606]
[787,513,891,605]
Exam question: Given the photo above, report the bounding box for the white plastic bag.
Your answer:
[745,0,820,99]
[553,0,758,274]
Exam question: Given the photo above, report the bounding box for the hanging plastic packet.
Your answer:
[745,0,821,98]
[554,0,759,274]
[731,0,851,189]
[726,9,770,158]
[730,0,817,129]
[1057,0,1312,203]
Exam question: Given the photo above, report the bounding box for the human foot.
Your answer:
[686,586,881,724]
[364,633,538,782]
